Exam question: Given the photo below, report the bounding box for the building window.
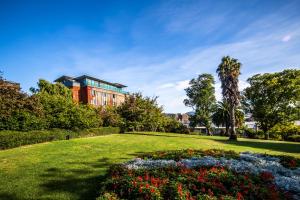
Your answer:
[113,94,116,106]
[91,89,96,97]
[102,93,107,106]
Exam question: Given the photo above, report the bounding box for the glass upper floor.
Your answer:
[82,78,127,94]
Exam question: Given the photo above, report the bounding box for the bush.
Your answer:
[287,135,300,142]
[163,117,190,134]
[0,127,120,150]
[268,122,300,140]
[243,128,257,138]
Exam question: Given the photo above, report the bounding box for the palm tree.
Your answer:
[212,101,244,136]
[212,101,230,135]
[216,56,241,140]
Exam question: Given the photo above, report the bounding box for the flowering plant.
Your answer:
[98,149,299,200]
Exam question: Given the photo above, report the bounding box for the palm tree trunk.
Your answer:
[229,106,237,140]
[225,124,229,136]
[206,127,211,136]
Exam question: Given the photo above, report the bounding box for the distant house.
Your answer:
[244,113,258,130]
[1,80,20,91]
[165,113,190,127]
[55,75,127,106]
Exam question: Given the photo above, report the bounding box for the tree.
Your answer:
[31,79,101,129]
[117,93,165,132]
[243,69,300,138]
[216,56,241,140]
[0,75,46,130]
[184,74,216,135]
[98,106,123,127]
[212,101,244,136]
[212,101,230,135]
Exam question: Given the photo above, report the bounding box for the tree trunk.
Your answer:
[206,127,211,136]
[225,124,229,136]
[229,105,237,140]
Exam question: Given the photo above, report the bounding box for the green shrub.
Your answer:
[243,128,257,138]
[0,127,120,150]
[268,122,300,140]
[287,135,300,142]
[243,128,264,139]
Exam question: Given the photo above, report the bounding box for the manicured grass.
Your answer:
[0,132,299,200]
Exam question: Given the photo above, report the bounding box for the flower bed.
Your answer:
[98,149,300,200]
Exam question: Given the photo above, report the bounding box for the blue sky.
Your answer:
[1,0,300,113]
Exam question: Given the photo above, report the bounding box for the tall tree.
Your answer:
[0,75,45,130]
[184,74,216,134]
[216,56,241,140]
[243,69,300,138]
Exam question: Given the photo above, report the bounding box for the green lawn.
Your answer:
[0,132,299,200]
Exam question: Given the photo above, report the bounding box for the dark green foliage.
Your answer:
[243,69,300,134]
[0,76,46,131]
[163,117,190,134]
[0,127,120,150]
[98,106,123,127]
[243,128,258,139]
[139,149,240,161]
[117,93,165,132]
[287,135,300,142]
[184,74,216,134]
[32,79,102,130]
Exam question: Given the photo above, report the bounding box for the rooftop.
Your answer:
[54,75,127,88]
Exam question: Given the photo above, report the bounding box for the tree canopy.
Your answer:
[184,73,216,134]
[117,93,165,132]
[243,69,300,134]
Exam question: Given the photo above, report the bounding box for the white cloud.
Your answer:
[63,28,300,113]
[158,83,175,89]
[39,1,300,113]
[175,80,190,91]
[282,35,292,42]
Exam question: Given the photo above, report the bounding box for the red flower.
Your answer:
[260,171,274,181]
[146,183,150,189]
[139,185,143,193]
[177,183,183,196]
[132,180,137,187]
[237,192,244,200]
[208,189,214,197]
[192,185,197,191]
[137,176,143,182]
[201,187,206,193]
[197,175,205,183]
[289,159,297,168]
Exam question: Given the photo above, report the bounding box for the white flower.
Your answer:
[123,152,300,195]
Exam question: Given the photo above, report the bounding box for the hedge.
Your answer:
[287,135,300,142]
[0,127,120,150]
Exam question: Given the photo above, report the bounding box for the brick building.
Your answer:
[55,75,127,106]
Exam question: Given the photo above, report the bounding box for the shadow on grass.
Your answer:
[127,132,300,154]
[0,192,18,200]
[124,132,205,140]
[212,138,300,154]
[39,157,114,200]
